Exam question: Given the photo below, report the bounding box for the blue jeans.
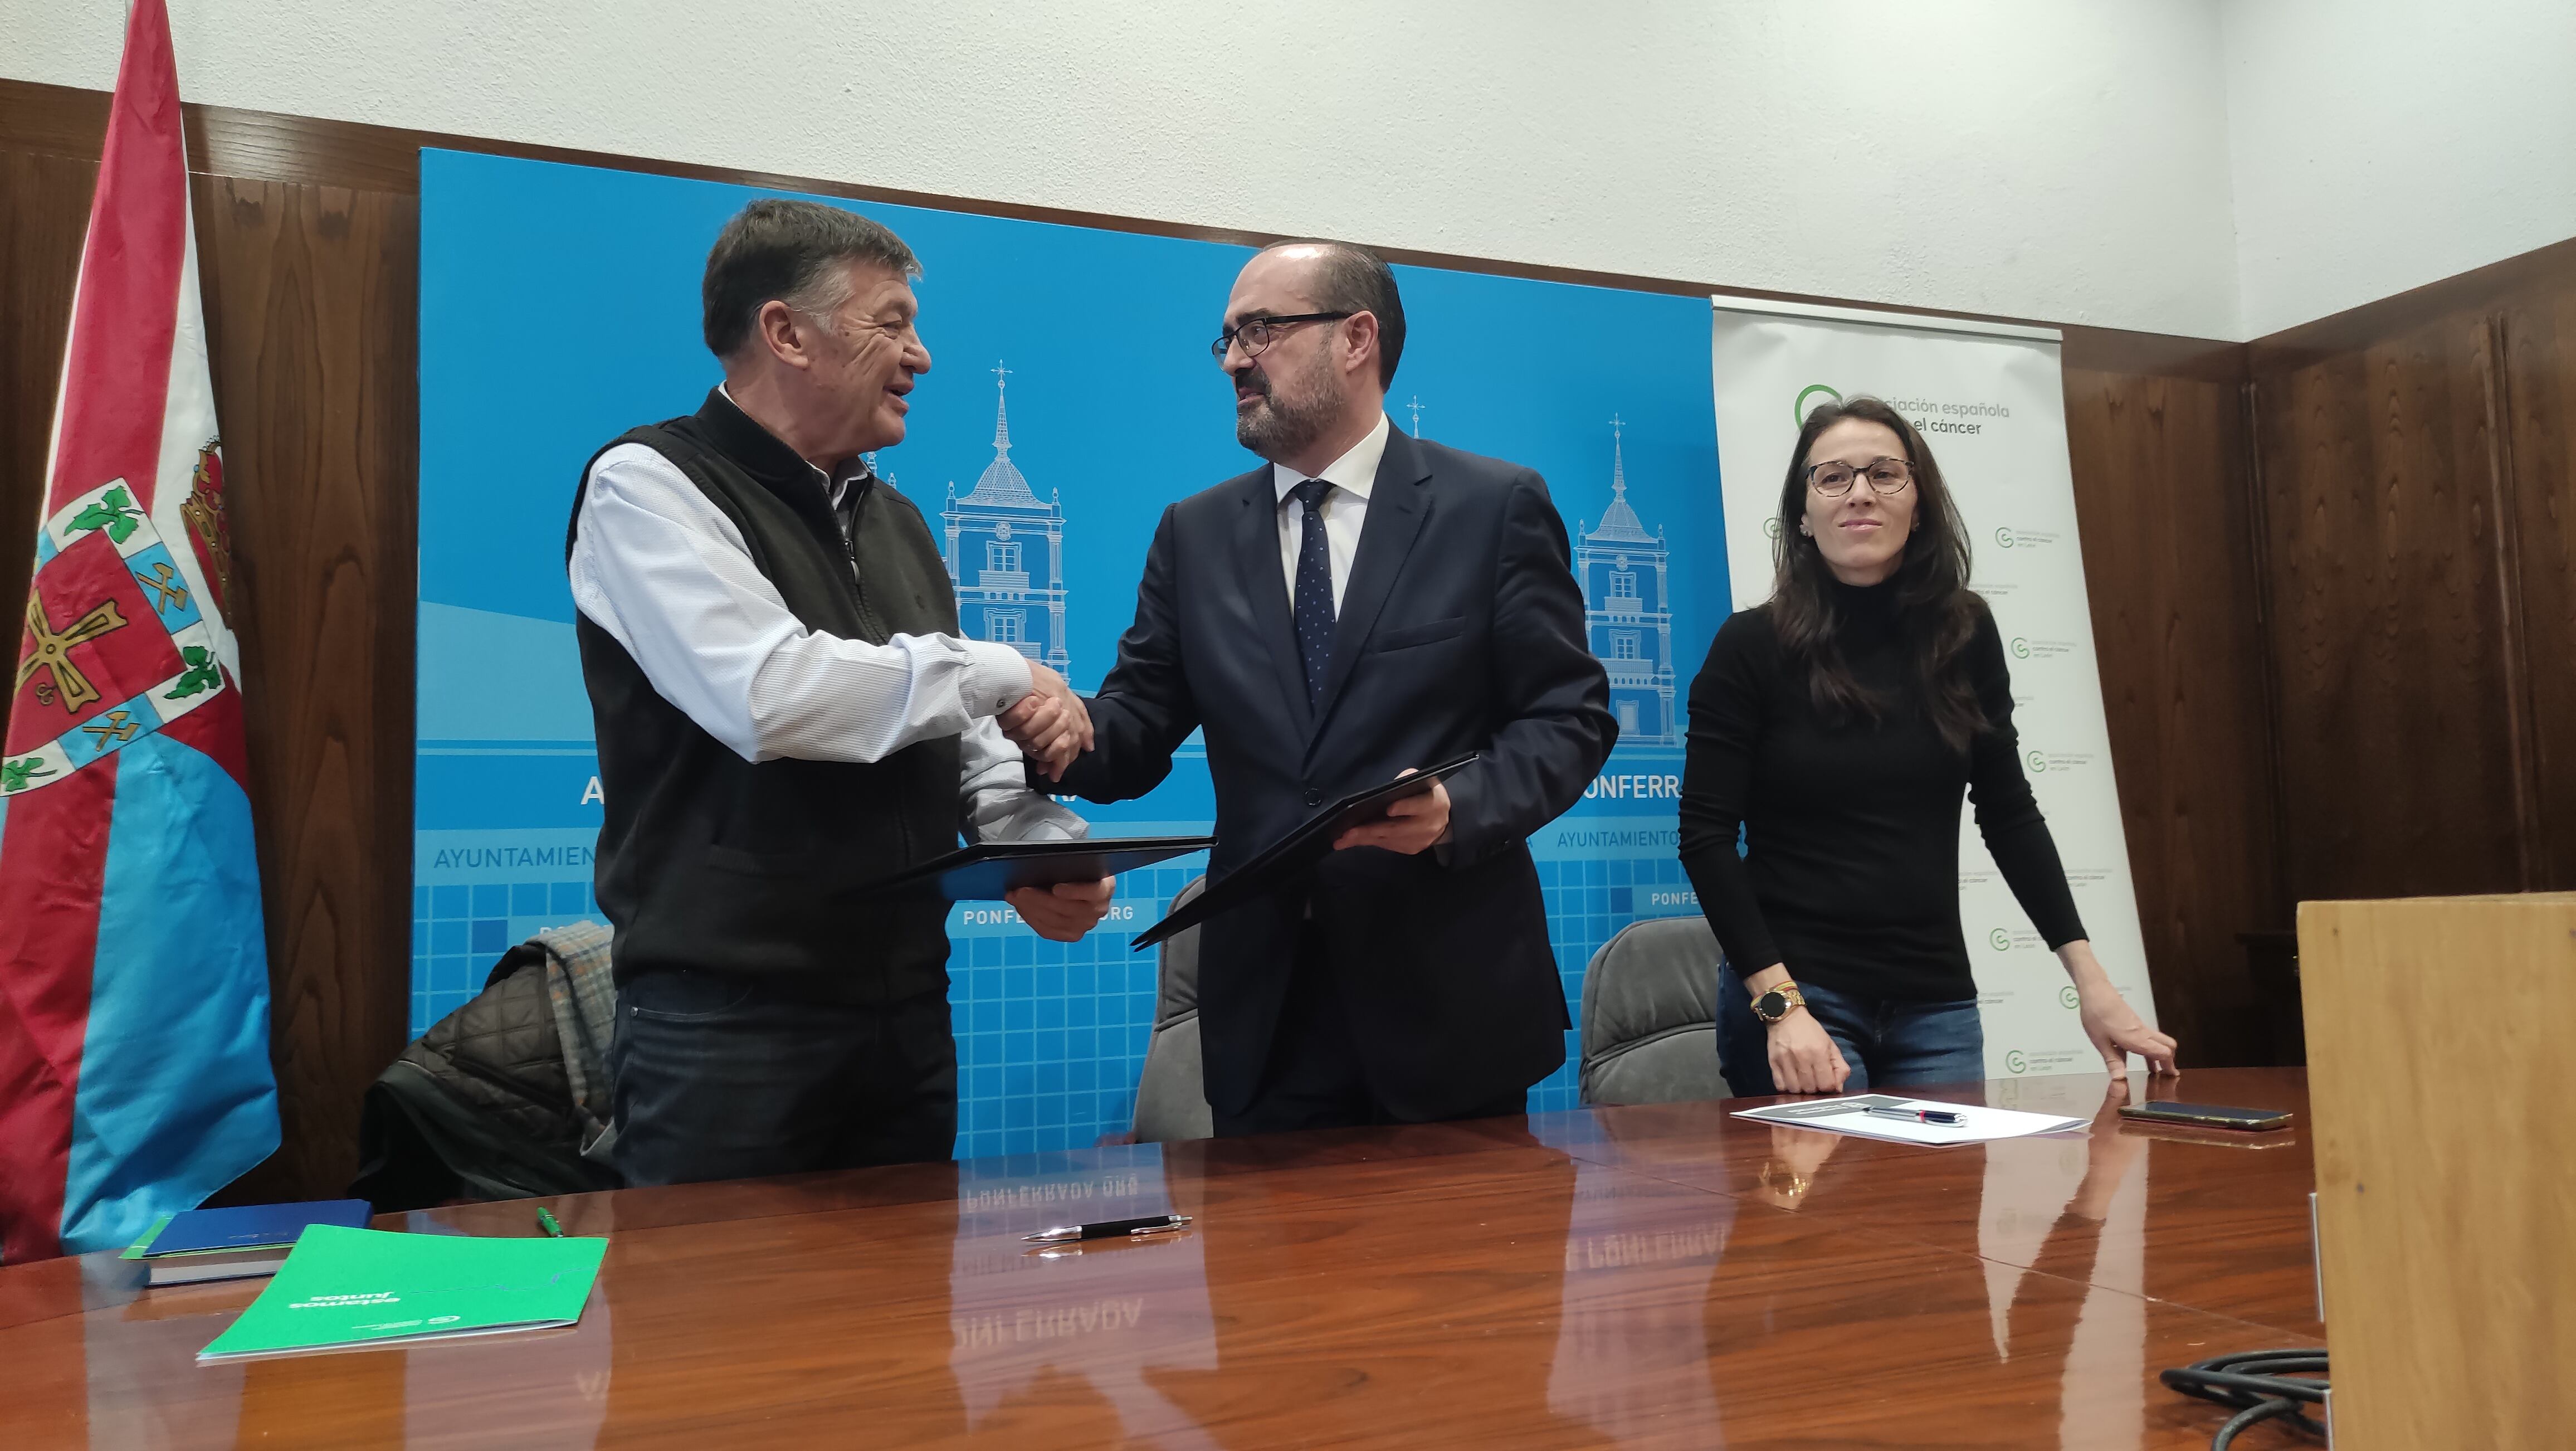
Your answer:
[1715,963,1983,1095]
[609,971,957,1186]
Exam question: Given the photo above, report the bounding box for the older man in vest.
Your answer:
[567,199,1109,1185]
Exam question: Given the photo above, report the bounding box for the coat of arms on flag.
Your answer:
[6,466,231,796]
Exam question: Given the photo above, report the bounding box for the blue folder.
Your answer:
[145,1199,372,1257]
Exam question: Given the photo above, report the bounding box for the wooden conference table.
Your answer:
[4,1068,2323,1448]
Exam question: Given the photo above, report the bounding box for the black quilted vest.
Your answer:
[568,389,960,1000]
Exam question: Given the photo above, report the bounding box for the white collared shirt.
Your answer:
[567,388,1083,844]
[1271,412,1392,612]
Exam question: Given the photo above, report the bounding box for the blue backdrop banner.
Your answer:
[415,149,1730,1156]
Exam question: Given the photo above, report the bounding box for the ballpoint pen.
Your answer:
[535,1206,565,1237]
[1022,1214,1192,1245]
[1863,1106,1965,1127]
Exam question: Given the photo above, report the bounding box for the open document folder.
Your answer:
[1732,1094,2087,1146]
[856,836,1214,902]
[1129,753,1481,951]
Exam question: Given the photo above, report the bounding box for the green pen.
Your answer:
[535,1205,565,1238]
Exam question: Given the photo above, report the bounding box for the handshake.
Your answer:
[997,663,1109,943]
[1001,663,1092,782]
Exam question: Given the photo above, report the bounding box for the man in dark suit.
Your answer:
[1053,240,1615,1134]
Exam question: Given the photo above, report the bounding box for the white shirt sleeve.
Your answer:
[569,442,1035,765]
[958,713,1091,843]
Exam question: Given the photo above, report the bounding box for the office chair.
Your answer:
[1130,876,1215,1142]
[1578,915,1733,1106]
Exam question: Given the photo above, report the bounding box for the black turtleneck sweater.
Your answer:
[1677,580,2085,1003]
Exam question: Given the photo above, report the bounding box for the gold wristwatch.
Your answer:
[1751,981,1807,1025]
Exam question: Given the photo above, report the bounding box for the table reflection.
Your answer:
[1539,1077,2157,1448]
[945,1150,1218,1445]
[1152,1122,1607,1448]
[1982,1101,2151,1451]
[590,1162,967,1445]
[89,1269,279,1450]
[1546,1160,1733,1442]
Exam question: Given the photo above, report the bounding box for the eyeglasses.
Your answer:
[1209,311,1354,363]
[1806,456,1915,497]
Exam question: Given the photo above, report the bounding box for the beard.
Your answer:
[1234,347,1343,461]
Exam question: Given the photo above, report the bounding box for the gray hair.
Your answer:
[701,198,920,358]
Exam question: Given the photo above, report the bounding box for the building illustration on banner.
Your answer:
[943,363,1071,677]
[1574,417,1678,746]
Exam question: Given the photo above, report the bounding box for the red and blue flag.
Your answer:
[0,0,279,1263]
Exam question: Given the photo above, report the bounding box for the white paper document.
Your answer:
[1731,1094,2087,1146]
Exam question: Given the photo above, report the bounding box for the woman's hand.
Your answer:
[1767,1007,1850,1094]
[2058,940,2179,1078]
[2077,982,2178,1077]
[2067,1079,2152,1218]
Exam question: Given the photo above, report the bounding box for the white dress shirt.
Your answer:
[1272,412,1392,612]
[568,400,1084,844]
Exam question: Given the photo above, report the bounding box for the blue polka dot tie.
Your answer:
[1289,478,1337,712]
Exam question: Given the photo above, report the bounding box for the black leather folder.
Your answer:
[1128,753,1481,951]
[857,836,1213,902]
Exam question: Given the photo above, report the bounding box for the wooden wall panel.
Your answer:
[189,177,418,1201]
[2249,237,2576,907]
[2062,361,2280,1068]
[2502,277,2576,885]
[2251,319,2532,902]
[0,150,93,754]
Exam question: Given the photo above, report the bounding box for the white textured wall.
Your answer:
[3,0,2246,338]
[17,3,2574,339]
[2223,0,2576,338]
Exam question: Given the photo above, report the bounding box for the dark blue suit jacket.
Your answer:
[1057,426,1616,1118]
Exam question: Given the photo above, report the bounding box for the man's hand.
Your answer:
[1000,663,1094,781]
[1333,768,1452,855]
[1006,877,1114,943]
[1766,1007,1850,1094]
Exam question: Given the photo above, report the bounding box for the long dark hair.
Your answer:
[1769,396,1985,752]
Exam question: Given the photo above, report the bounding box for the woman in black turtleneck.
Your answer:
[1679,397,2177,1095]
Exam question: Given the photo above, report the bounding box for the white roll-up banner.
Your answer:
[1709,296,2159,1080]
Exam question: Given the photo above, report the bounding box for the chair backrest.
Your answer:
[1131,877,1214,1142]
[1578,916,1732,1106]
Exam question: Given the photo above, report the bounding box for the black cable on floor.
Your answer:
[2160,1349,2328,1448]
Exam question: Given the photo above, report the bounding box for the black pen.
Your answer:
[1863,1106,1965,1127]
[1023,1214,1192,1245]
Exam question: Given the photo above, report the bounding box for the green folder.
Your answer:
[197,1225,606,1363]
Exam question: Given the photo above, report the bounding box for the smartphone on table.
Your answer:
[2115,1101,2294,1132]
